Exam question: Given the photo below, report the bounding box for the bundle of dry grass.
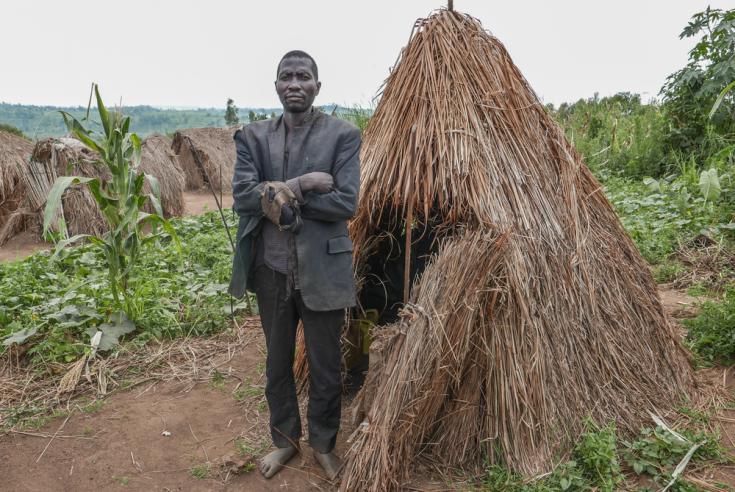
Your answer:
[0,130,35,245]
[139,134,186,218]
[171,127,236,191]
[341,9,694,490]
[31,138,110,237]
[27,135,186,237]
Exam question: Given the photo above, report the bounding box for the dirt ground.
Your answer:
[0,191,234,264]
[0,319,354,492]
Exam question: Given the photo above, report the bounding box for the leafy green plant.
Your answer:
[622,421,722,490]
[684,288,735,364]
[661,7,735,157]
[189,464,209,479]
[43,84,178,320]
[573,421,622,491]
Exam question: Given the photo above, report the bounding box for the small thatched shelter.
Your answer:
[24,134,185,238]
[0,130,35,245]
[171,127,236,191]
[30,137,110,237]
[340,9,694,491]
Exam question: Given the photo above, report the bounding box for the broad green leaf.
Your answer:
[642,177,660,193]
[2,326,38,346]
[43,176,97,234]
[84,311,135,351]
[698,168,721,202]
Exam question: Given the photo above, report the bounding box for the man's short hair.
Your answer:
[277,50,319,81]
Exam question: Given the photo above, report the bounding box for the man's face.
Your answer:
[275,57,321,114]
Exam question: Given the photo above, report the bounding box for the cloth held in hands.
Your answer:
[260,181,302,232]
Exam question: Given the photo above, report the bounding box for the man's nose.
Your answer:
[287,79,301,90]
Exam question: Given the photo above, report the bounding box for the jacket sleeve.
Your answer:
[232,129,265,217]
[300,127,361,222]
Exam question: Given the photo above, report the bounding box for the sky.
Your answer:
[2,1,731,109]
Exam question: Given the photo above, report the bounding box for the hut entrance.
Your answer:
[357,209,441,326]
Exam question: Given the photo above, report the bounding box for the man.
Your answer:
[229,50,361,480]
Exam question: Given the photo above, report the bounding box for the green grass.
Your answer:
[189,464,209,479]
[684,288,735,365]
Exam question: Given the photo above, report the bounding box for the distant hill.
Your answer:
[0,103,368,140]
[0,103,282,139]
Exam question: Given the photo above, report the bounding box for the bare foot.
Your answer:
[314,450,342,480]
[258,446,298,479]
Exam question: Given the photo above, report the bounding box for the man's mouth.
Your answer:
[286,94,304,101]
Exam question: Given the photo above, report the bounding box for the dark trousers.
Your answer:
[252,266,344,453]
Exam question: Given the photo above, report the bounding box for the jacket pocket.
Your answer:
[327,236,353,254]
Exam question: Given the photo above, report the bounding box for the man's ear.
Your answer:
[316,81,322,95]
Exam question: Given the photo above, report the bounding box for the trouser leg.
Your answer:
[253,266,301,449]
[296,293,344,453]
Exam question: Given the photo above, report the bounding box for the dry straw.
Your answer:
[0,130,35,245]
[139,134,186,218]
[171,127,237,192]
[25,135,186,238]
[341,9,694,490]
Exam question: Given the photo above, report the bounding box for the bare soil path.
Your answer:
[0,191,235,263]
[0,319,346,492]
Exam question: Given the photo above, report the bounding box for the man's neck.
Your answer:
[283,107,313,130]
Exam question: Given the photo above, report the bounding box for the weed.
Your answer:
[189,464,209,479]
[80,399,105,414]
[622,423,723,489]
[652,260,686,283]
[573,420,622,490]
[112,475,130,485]
[684,288,735,364]
[210,370,225,390]
[479,419,723,491]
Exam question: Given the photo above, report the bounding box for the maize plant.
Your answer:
[43,84,179,316]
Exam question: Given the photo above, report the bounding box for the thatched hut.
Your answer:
[340,10,694,491]
[26,134,186,237]
[0,130,35,245]
[171,127,236,191]
[30,138,109,237]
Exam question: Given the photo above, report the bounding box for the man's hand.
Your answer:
[299,172,334,194]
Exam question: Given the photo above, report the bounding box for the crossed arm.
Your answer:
[232,127,361,223]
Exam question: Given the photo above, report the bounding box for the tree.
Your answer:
[225,98,239,125]
[661,7,735,155]
[248,110,268,123]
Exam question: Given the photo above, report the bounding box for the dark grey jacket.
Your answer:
[228,112,361,311]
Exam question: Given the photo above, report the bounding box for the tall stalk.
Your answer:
[43,84,178,316]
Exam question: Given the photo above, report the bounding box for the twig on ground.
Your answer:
[36,413,71,463]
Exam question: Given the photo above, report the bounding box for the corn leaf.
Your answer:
[43,176,97,234]
[94,84,111,137]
